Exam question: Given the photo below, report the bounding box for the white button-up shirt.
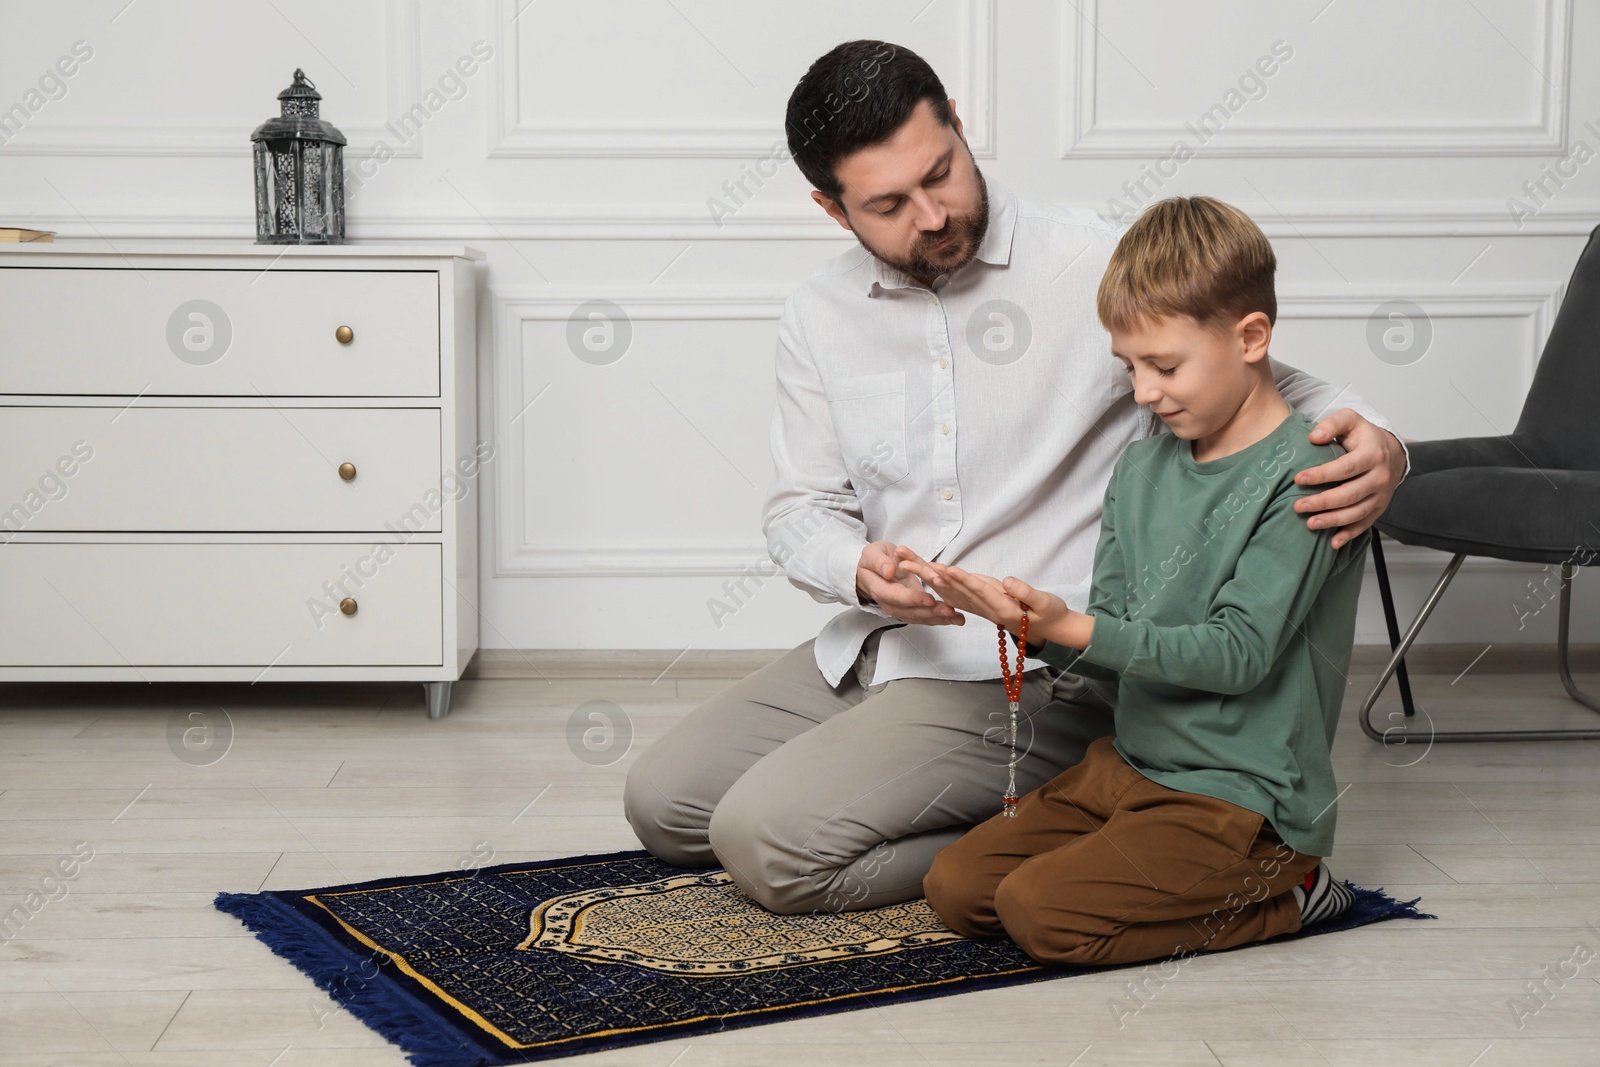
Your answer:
[762,178,1398,687]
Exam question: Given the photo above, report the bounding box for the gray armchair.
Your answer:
[1361,224,1600,742]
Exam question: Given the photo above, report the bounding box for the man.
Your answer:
[623,40,1405,915]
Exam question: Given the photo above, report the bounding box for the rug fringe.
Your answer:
[215,891,499,1067]
[1342,881,1437,924]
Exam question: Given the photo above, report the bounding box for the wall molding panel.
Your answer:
[491,289,787,578]
[1278,281,1565,394]
[487,0,997,158]
[1061,0,1574,158]
[0,0,423,158]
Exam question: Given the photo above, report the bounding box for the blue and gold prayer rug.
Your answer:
[215,849,1431,1066]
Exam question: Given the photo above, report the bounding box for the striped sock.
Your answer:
[1292,862,1354,926]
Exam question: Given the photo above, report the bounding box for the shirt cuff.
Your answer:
[1029,639,1085,672]
[1076,613,1135,673]
[830,540,867,607]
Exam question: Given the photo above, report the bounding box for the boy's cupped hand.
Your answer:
[892,546,1070,638]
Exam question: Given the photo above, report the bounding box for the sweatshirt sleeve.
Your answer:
[760,293,894,619]
[1069,478,1347,695]
[1028,466,1126,682]
[1270,355,1411,480]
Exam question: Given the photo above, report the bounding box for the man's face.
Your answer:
[815,98,989,282]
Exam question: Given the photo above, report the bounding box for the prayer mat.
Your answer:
[215,848,1432,1066]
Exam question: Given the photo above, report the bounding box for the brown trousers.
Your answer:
[923,736,1321,966]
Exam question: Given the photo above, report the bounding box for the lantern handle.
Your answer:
[293,68,316,91]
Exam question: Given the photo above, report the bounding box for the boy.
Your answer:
[905,195,1369,966]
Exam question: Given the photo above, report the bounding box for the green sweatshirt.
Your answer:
[1029,409,1370,856]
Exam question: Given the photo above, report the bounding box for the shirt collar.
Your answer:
[866,176,1018,294]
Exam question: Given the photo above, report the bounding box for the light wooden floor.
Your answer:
[3,662,1600,1066]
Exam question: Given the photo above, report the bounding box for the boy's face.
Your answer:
[1108,312,1272,440]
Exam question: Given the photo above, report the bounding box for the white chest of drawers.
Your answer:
[0,243,483,718]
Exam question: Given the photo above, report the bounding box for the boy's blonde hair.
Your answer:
[1097,196,1276,334]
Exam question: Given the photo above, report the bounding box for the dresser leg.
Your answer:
[423,681,453,720]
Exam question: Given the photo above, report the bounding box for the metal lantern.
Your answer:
[251,68,346,244]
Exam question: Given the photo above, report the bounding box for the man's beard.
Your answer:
[853,165,990,282]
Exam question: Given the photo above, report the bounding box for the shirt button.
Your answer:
[941,424,950,434]
[938,356,948,369]
[941,487,953,500]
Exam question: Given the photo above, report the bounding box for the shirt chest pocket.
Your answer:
[825,371,911,491]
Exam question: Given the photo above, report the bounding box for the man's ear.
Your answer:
[1237,311,1273,363]
[811,189,853,233]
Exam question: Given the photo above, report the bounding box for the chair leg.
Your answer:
[1370,532,1417,719]
[1363,556,1600,742]
[1360,553,1466,742]
[1556,562,1600,714]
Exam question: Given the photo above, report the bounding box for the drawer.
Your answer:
[0,407,442,532]
[0,268,439,396]
[0,542,443,666]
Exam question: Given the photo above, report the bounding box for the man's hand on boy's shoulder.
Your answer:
[1292,408,1407,550]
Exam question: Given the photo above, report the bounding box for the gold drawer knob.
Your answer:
[335,325,354,344]
[338,462,357,481]
[340,598,358,616]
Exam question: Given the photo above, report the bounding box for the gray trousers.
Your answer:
[623,627,1118,915]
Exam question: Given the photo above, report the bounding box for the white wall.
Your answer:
[3,0,1597,654]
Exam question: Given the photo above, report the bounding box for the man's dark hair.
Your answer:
[784,40,951,204]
